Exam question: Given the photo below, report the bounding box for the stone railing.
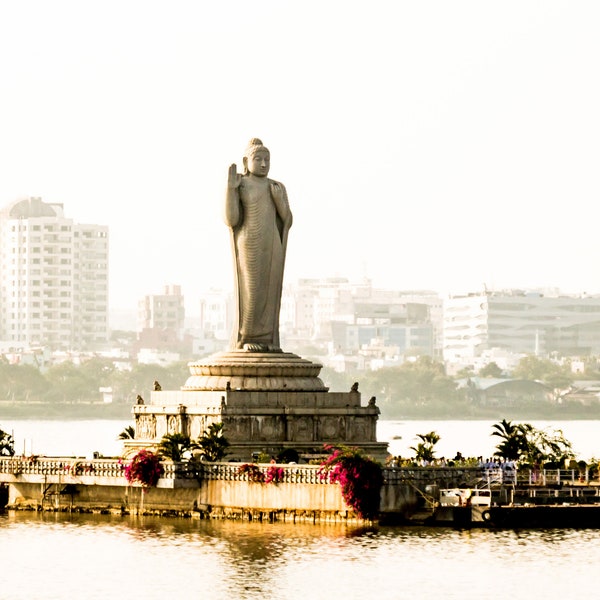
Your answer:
[201,462,327,484]
[1,457,596,488]
[0,457,327,485]
[0,457,127,478]
[0,457,190,481]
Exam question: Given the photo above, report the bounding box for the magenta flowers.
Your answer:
[237,463,265,483]
[237,463,285,484]
[319,444,383,520]
[265,465,285,484]
[124,449,164,488]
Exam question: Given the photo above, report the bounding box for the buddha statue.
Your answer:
[224,138,293,352]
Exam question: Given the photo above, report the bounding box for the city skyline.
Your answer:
[1,2,599,310]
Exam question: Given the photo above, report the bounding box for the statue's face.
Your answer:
[246,149,270,177]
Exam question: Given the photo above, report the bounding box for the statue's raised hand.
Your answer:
[228,163,242,189]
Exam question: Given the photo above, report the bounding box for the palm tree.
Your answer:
[118,425,136,440]
[158,433,192,462]
[194,423,230,462]
[409,431,440,463]
[491,419,527,461]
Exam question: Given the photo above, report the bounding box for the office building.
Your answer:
[443,289,600,363]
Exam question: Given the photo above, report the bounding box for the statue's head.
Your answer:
[243,138,270,177]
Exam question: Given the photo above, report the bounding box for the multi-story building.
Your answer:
[443,289,600,364]
[198,288,233,341]
[281,277,442,363]
[135,285,190,359]
[193,280,442,366]
[281,277,357,342]
[0,196,109,351]
[138,285,185,347]
[138,285,185,339]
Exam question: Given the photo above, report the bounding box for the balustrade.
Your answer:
[1,458,598,489]
[0,457,128,479]
[199,462,330,484]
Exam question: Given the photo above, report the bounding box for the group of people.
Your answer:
[478,457,516,470]
[385,453,516,472]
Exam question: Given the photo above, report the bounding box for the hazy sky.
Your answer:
[1,1,599,312]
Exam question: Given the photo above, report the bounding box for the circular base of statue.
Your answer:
[184,351,326,391]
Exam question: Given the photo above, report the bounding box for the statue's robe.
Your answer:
[229,176,290,351]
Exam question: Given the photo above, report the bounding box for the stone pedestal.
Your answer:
[183,351,327,392]
[127,351,388,461]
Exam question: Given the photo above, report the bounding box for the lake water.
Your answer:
[2,419,600,599]
[2,512,600,599]
[2,418,600,460]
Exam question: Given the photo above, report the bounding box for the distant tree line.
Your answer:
[320,355,600,420]
[2,354,599,420]
[0,358,189,406]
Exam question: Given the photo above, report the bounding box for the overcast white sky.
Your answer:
[1,1,599,312]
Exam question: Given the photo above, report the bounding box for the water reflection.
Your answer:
[3,512,600,600]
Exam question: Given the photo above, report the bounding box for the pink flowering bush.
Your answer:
[319,444,383,520]
[237,463,265,483]
[237,463,286,484]
[265,465,285,484]
[124,449,164,488]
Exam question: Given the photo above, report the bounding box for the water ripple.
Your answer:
[2,513,600,600]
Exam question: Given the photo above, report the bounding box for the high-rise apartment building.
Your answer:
[0,197,109,350]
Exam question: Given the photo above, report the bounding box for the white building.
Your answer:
[0,197,109,351]
[281,277,357,342]
[192,278,444,368]
[198,288,233,341]
[443,289,600,364]
[282,277,443,364]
